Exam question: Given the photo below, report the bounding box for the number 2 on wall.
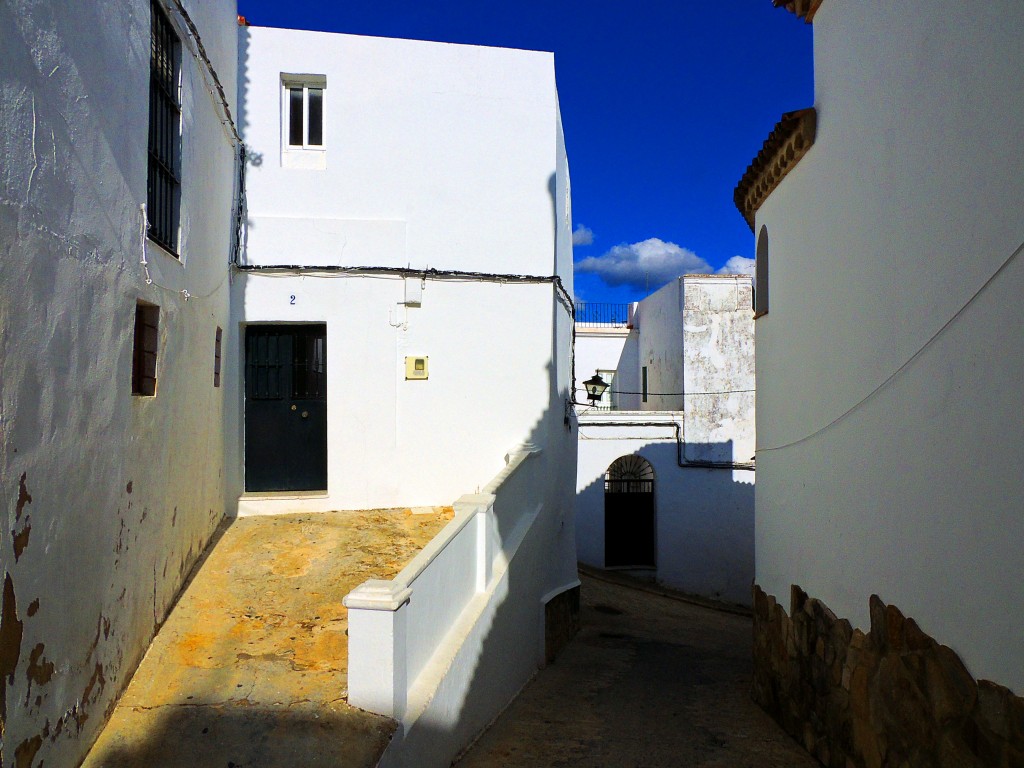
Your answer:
[289,295,296,305]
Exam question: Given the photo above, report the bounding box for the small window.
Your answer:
[755,225,769,318]
[213,327,222,387]
[148,0,181,255]
[641,366,648,403]
[283,76,326,149]
[595,369,617,410]
[132,303,160,396]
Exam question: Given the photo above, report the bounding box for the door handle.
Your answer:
[301,411,309,418]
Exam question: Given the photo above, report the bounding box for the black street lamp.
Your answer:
[583,372,610,404]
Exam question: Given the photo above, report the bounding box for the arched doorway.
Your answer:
[604,455,655,568]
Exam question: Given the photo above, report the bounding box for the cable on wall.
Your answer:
[234,262,578,409]
[575,387,755,399]
[759,235,1024,454]
[233,262,573,314]
[165,0,241,146]
[577,419,755,471]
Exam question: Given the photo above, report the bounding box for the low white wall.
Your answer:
[346,446,579,767]
[575,413,754,605]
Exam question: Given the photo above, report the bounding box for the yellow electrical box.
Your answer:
[405,356,429,380]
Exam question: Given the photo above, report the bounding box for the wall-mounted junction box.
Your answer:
[405,356,429,380]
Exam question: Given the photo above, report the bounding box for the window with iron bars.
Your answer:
[148,1,181,255]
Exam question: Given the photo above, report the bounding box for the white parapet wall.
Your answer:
[345,445,579,766]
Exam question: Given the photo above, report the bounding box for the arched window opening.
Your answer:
[755,225,769,318]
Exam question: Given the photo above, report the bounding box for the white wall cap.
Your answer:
[343,579,413,611]
[453,493,498,513]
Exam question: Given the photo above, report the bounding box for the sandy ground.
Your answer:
[454,570,819,768]
[82,507,452,768]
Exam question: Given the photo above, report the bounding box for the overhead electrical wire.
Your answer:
[758,235,1024,454]
[575,387,755,398]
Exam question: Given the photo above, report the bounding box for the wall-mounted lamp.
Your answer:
[583,371,609,404]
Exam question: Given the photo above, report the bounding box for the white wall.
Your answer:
[574,277,756,604]
[0,1,238,765]
[754,0,1024,692]
[233,27,573,514]
[635,281,685,411]
[238,27,557,275]
[574,327,631,407]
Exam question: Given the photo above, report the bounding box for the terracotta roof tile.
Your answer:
[773,0,824,23]
[733,108,817,231]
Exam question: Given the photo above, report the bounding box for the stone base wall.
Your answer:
[544,585,580,665]
[752,584,1024,767]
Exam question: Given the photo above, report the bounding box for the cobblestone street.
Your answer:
[456,569,818,768]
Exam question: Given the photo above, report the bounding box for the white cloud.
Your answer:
[571,224,594,246]
[575,238,710,290]
[717,255,756,277]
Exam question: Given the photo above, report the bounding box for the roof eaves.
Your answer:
[772,0,824,23]
[733,108,817,231]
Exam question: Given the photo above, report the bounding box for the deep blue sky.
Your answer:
[236,1,814,303]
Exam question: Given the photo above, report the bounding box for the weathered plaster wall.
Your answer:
[754,0,1024,693]
[0,2,237,765]
[682,276,755,465]
[233,27,575,514]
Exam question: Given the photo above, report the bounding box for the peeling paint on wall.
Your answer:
[13,473,33,562]
[1,573,24,748]
[15,473,32,518]
[14,734,42,768]
[24,643,54,705]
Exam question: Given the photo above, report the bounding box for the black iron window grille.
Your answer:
[245,326,327,401]
[604,478,654,494]
[148,1,181,254]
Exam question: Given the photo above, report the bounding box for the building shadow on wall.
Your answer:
[576,439,755,606]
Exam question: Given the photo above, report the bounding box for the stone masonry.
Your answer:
[752,584,1024,768]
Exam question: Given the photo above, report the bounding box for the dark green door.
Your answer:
[244,324,327,492]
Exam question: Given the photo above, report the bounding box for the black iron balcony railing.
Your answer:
[574,302,631,327]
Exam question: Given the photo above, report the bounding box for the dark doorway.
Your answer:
[604,455,655,568]
[244,324,327,492]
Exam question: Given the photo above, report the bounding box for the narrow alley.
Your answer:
[456,569,817,768]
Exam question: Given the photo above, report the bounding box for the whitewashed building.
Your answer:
[740,1,1024,764]
[232,24,579,766]
[1,2,239,766]
[0,5,577,767]
[574,275,755,605]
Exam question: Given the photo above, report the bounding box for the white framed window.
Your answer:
[595,369,617,410]
[282,75,326,149]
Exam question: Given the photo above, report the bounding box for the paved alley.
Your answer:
[82,508,453,768]
[455,570,818,768]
